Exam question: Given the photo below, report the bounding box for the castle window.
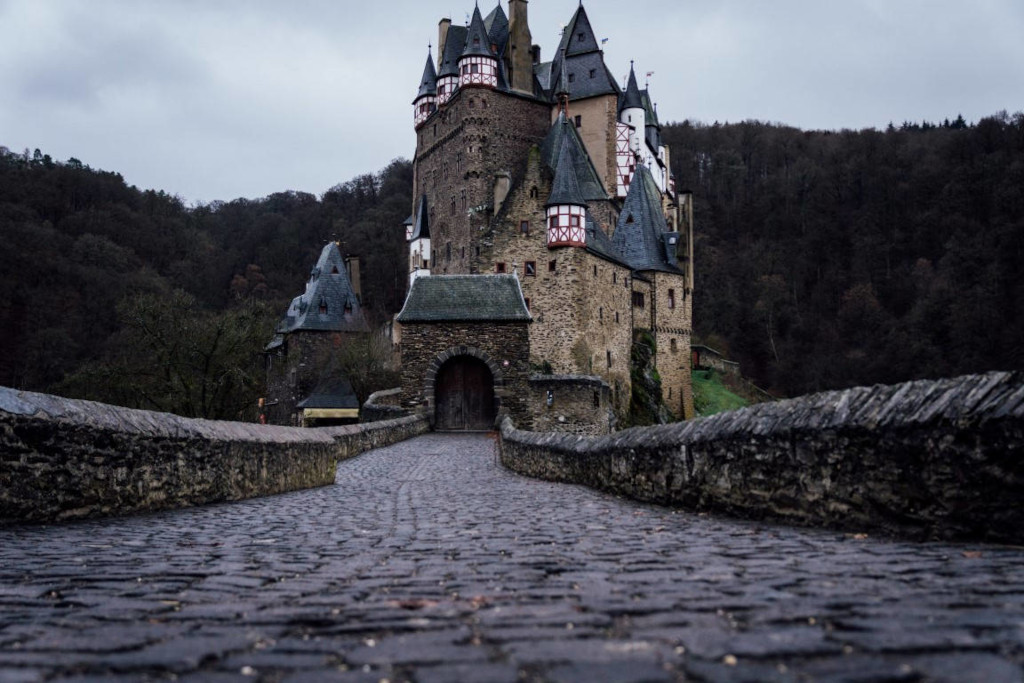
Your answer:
[599,307,603,320]
[668,387,673,399]
[593,265,597,277]
[574,115,582,128]
[469,98,475,108]
[331,266,339,274]
[423,259,429,269]
[589,69,596,78]
[520,220,529,235]
[568,73,575,83]
[593,391,600,408]
[613,272,617,284]
[670,338,678,352]
[318,298,328,315]
[548,260,556,272]
[525,261,536,276]
[632,291,645,308]
[471,63,480,74]
[461,246,465,259]
[446,243,451,261]
[615,311,619,323]
[607,350,612,368]
[530,186,539,199]
[476,246,481,258]
[626,213,634,223]
[668,288,676,309]
[578,32,585,42]
[495,262,506,273]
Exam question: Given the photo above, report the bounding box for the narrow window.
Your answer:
[574,114,582,128]
[461,246,465,259]
[599,307,603,320]
[606,350,612,368]
[471,63,479,74]
[520,220,529,235]
[589,69,596,78]
[615,311,619,323]
[475,246,481,257]
[496,262,506,273]
[530,186,539,199]
[593,391,600,408]
[525,261,536,276]
[446,243,451,261]
[670,338,678,352]
[469,98,475,109]
[568,73,575,83]
[613,272,617,284]
[668,387,673,399]
[548,260,556,272]
[593,265,597,277]
[668,288,676,309]
[578,32,585,42]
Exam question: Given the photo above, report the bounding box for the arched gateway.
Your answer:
[435,355,496,430]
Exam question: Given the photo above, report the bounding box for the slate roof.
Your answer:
[438,26,467,78]
[277,242,370,334]
[484,4,509,56]
[619,63,644,114]
[462,6,495,58]
[397,275,532,323]
[415,52,437,101]
[410,194,430,240]
[611,166,683,274]
[540,113,608,201]
[557,5,601,58]
[546,136,588,208]
[584,212,631,269]
[296,377,360,410]
[552,52,619,101]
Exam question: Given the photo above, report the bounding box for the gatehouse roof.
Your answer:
[397,275,532,323]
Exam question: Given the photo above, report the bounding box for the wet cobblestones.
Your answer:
[1,433,1023,682]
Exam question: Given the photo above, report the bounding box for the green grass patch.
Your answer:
[693,370,749,417]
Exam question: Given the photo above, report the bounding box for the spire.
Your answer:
[555,47,570,115]
[619,61,643,114]
[462,4,495,58]
[546,134,587,208]
[415,51,438,100]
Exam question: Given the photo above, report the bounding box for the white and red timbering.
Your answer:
[458,56,498,89]
[414,98,436,128]
[546,204,586,247]
[436,76,458,105]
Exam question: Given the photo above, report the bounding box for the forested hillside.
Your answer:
[0,148,412,416]
[3,110,1023,413]
[664,112,1024,397]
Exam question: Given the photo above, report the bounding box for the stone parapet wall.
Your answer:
[362,388,409,423]
[528,375,613,435]
[0,387,428,525]
[500,372,1024,543]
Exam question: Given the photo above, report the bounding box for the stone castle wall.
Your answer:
[265,331,359,426]
[651,271,694,419]
[528,375,614,435]
[0,387,428,525]
[499,372,1024,543]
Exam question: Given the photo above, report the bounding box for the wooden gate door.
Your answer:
[435,356,495,431]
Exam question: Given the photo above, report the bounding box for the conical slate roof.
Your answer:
[611,166,682,274]
[415,52,437,101]
[619,63,644,114]
[540,113,608,201]
[276,242,369,334]
[546,136,587,208]
[410,194,430,240]
[484,3,509,56]
[462,5,495,58]
[556,5,601,58]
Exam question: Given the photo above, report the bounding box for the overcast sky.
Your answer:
[2,0,1022,205]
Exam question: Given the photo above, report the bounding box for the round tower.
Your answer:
[458,5,499,90]
[618,62,645,156]
[413,51,438,128]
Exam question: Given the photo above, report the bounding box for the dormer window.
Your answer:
[318,298,328,315]
[331,266,339,274]
[577,32,585,42]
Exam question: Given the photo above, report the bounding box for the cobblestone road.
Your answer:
[2,434,1023,682]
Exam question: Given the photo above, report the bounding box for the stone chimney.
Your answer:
[438,18,451,65]
[507,0,534,94]
[344,255,362,304]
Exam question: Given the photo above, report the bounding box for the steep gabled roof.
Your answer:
[397,275,532,323]
[483,3,509,56]
[415,52,438,101]
[641,88,660,128]
[552,52,619,101]
[540,113,608,201]
[462,5,495,59]
[296,377,360,410]
[557,5,601,58]
[611,166,682,274]
[584,212,630,269]
[277,242,370,333]
[410,194,430,240]
[546,136,588,207]
[438,26,468,78]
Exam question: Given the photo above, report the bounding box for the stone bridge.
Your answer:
[1,374,1023,681]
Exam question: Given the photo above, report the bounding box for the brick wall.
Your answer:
[0,387,428,525]
[499,372,1024,543]
[399,320,532,428]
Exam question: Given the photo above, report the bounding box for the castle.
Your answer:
[266,1,694,433]
[395,0,694,431]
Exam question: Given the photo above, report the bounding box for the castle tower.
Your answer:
[436,21,466,105]
[546,134,588,247]
[413,52,438,128]
[459,5,499,90]
[506,0,534,94]
[619,63,646,157]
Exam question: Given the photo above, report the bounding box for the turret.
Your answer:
[408,195,431,285]
[618,63,645,156]
[436,23,466,105]
[546,132,587,248]
[413,51,438,128]
[458,5,499,90]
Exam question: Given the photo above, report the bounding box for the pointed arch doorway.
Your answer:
[434,355,496,431]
